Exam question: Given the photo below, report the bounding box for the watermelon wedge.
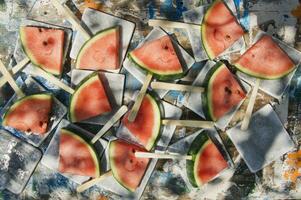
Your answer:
[58,129,100,178]
[76,27,120,71]
[109,139,150,192]
[2,93,53,135]
[20,26,65,76]
[187,132,228,187]
[203,62,246,121]
[69,73,112,122]
[122,94,161,151]
[201,0,244,60]
[128,35,183,80]
[234,35,295,79]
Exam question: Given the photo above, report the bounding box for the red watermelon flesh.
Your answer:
[129,35,183,77]
[20,26,65,75]
[122,94,161,151]
[70,73,112,122]
[58,129,100,178]
[202,0,244,59]
[196,141,228,184]
[235,35,295,79]
[76,27,120,70]
[2,94,52,135]
[109,139,150,192]
[207,64,246,121]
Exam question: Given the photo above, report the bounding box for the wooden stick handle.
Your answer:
[0,57,30,88]
[30,66,75,94]
[91,105,128,144]
[0,60,24,97]
[148,19,200,30]
[241,79,261,131]
[76,171,112,193]
[151,82,205,93]
[135,152,193,160]
[51,0,91,40]
[127,73,153,122]
[162,119,214,128]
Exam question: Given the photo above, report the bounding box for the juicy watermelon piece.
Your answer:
[129,35,183,80]
[234,35,295,79]
[69,73,112,122]
[187,133,228,187]
[109,139,150,192]
[20,26,65,75]
[122,94,161,151]
[58,129,100,178]
[2,93,53,135]
[203,62,246,121]
[201,0,244,60]
[76,27,120,70]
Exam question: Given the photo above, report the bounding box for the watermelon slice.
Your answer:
[69,73,112,122]
[20,26,65,76]
[76,27,120,71]
[128,35,183,80]
[234,35,295,79]
[2,93,53,135]
[58,129,100,178]
[201,0,244,60]
[203,62,246,121]
[109,139,150,192]
[187,133,228,187]
[122,94,161,151]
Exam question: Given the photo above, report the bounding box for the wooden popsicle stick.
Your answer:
[76,171,112,193]
[148,19,200,30]
[127,73,153,122]
[0,60,24,97]
[30,66,75,94]
[91,105,128,144]
[162,119,214,129]
[240,79,261,131]
[0,57,30,88]
[151,82,205,93]
[135,152,193,160]
[51,0,91,40]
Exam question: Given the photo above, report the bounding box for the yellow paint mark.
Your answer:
[283,150,301,183]
[84,0,102,10]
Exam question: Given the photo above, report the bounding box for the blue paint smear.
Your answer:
[233,0,250,31]
[159,0,187,20]
[148,1,155,19]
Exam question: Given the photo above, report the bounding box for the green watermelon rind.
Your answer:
[109,140,147,192]
[202,62,224,121]
[142,93,162,151]
[69,72,104,123]
[2,93,53,127]
[128,47,184,81]
[75,26,119,70]
[201,0,243,60]
[186,133,210,187]
[234,63,296,80]
[60,128,100,177]
[19,26,63,76]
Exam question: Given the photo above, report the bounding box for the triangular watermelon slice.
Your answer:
[234,35,295,79]
[187,132,228,187]
[76,26,120,71]
[2,93,53,135]
[69,72,112,122]
[122,94,161,151]
[20,26,65,76]
[203,62,246,121]
[201,0,244,60]
[128,35,183,80]
[109,139,150,192]
[58,129,100,178]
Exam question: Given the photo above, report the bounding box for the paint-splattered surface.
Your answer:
[1,0,301,199]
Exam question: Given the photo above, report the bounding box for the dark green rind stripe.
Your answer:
[186,132,210,187]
